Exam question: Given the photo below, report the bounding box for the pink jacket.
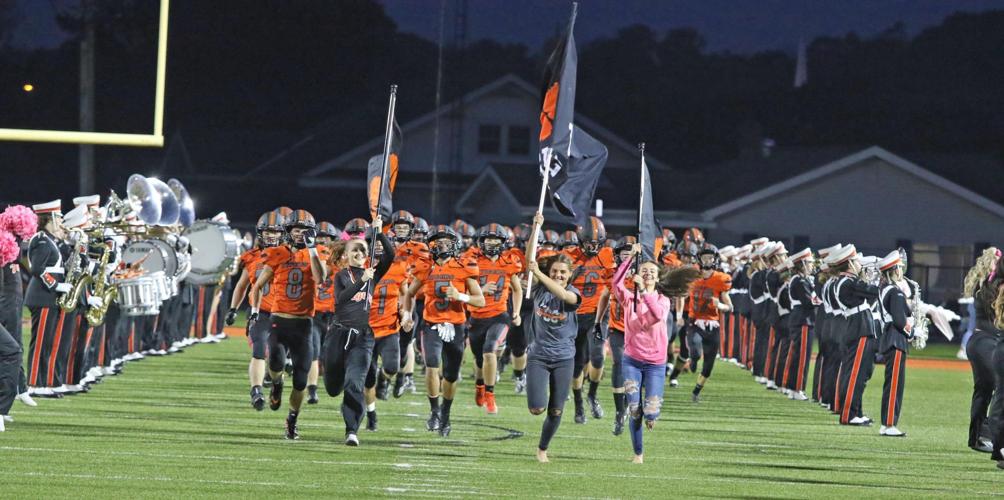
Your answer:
[613,257,670,365]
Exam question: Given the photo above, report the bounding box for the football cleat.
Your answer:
[475,384,486,407]
[588,394,604,419]
[285,413,299,440]
[269,380,284,411]
[484,392,498,415]
[366,411,378,432]
[426,410,441,431]
[251,386,265,411]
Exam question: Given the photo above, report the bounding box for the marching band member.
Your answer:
[25,200,69,398]
[784,248,817,401]
[748,240,772,384]
[832,245,879,426]
[769,257,793,394]
[469,224,523,414]
[400,225,485,437]
[565,216,615,424]
[729,245,752,368]
[250,209,325,440]
[876,250,911,437]
[812,244,841,407]
[763,243,787,391]
[324,217,392,446]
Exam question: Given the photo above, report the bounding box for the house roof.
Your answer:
[286,74,668,179]
[702,146,1004,219]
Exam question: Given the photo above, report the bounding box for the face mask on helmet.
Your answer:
[480,236,504,257]
[261,229,283,247]
[288,226,310,249]
[430,237,457,260]
[581,240,602,256]
[699,252,718,270]
[392,223,412,242]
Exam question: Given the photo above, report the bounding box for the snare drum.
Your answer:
[116,272,166,316]
[122,239,178,277]
[184,221,240,285]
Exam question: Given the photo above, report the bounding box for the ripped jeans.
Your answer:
[623,355,666,456]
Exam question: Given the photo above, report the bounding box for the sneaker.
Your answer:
[669,379,679,388]
[426,410,441,431]
[765,381,778,390]
[790,391,809,401]
[366,411,378,432]
[848,416,872,426]
[514,373,527,395]
[438,420,452,437]
[956,348,968,361]
[3,415,12,423]
[975,439,994,453]
[285,413,299,440]
[269,380,284,411]
[574,405,586,424]
[393,373,406,398]
[613,412,625,436]
[16,392,37,407]
[880,425,906,437]
[251,387,265,411]
[475,384,486,407]
[345,432,360,446]
[0,416,4,432]
[588,394,604,419]
[376,377,389,401]
[485,392,498,415]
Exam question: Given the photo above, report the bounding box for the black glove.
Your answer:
[248,311,259,323]
[225,308,237,326]
[303,229,317,249]
[593,323,605,342]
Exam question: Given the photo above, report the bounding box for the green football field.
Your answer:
[3,336,1001,498]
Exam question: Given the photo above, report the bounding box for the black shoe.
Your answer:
[376,377,389,401]
[269,380,284,411]
[692,392,701,403]
[366,410,378,432]
[426,410,441,431]
[393,373,405,399]
[285,413,299,440]
[574,405,586,424]
[438,420,452,437]
[613,412,625,436]
[263,372,272,387]
[251,386,265,411]
[307,385,319,405]
[587,394,604,419]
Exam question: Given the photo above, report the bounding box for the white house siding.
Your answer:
[710,157,1004,252]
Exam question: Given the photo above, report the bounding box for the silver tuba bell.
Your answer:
[168,178,196,228]
[125,174,163,225]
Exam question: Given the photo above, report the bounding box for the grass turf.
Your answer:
[4,336,1000,498]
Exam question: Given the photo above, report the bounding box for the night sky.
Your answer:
[11,0,1004,53]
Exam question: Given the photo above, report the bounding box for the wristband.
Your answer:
[251,307,260,315]
[308,247,318,257]
[456,292,471,303]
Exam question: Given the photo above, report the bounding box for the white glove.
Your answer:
[87,296,104,308]
[55,283,72,293]
[436,323,456,342]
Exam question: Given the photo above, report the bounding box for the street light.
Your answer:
[22,83,34,92]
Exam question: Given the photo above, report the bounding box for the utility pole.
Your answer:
[79,0,96,196]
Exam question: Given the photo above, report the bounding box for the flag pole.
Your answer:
[525,150,551,299]
[370,84,397,266]
[634,143,645,312]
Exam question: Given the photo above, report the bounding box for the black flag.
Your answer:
[637,152,658,261]
[367,118,401,220]
[538,3,578,199]
[544,126,607,227]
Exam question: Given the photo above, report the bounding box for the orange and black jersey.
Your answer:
[415,256,479,325]
[261,246,319,317]
[470,248,523,319]
[395,240,431,286]
[370,260,409,338]
[661,251,682,268]
[314,246,336,313]
[608,270,633,332]
[564,246,616,315]
[687,271,732,321]
[241,248,276,313]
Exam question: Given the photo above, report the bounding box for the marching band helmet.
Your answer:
[428,224,462,260]
[576,216,607,255]
[411,217,430,243]
[391,210,415,242]
[478,223,507,257]
[256,210,285,247]
[560,230,579,250]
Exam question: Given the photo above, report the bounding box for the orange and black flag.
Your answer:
[367,117,401,221]
[538,4,578,188]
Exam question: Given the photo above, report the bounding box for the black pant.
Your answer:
[822,318,846,409]
[507,308,531,358]
[573,313,597,378]
[752,320,771,377]
[421,322,466,383]
[0,284,25,394]
[881,347,907,428]
[27,306,65,388]
[0,322,21,414]
[526,356,574,451]
[470,314,510,369]
[609,329,625,389]
[694,323,720,378]
[366,334,400,389]
[991,338,1004,460]
[967,330,1000,447]
[786,324,813,392]
[839,334,877,424]
[770,326,790,384]
[324,325,374,433]
[267,316,313,390]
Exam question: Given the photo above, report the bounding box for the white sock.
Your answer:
[367,402,376,412]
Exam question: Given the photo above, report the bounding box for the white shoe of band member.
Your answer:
[849,416,871,425]
[17,392,38,407]
[52,385,69,394]
[0,416,5,432]
[791,391,809,401]
[3,414,13,423]
[956,348,968,361]
[80,376,95,385]
[880,426,906,437]
[168,346,180,353]
[755,377,767,384]
[765,381,777,390]
[214,332,227,340]
[201,336,220,344]
[102,366,117,376]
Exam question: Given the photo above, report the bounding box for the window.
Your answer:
[478,124,501,154]
[507,125,531,155]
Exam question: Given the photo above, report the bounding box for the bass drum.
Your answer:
[184,220,240,286]
[121,239,178,277]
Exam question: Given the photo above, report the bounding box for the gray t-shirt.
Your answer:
[528,284,582,362]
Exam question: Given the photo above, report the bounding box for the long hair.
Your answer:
[656,264,701,298]
[326,240,348,269]
[963,247,999,298]
[968,248,1004,329]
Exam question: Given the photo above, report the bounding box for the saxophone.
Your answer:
[57,230,90,312]
[85,243,117,326]
[906,279,930,350]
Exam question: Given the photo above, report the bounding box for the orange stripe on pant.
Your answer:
[764,327,776,377]
[841,337,868,424]
[47,311,67,387]
[886,350,903,427]
[196,287,206,338]
[29,308,50,386]
[66,315,82,384]
[797,325,809,392]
